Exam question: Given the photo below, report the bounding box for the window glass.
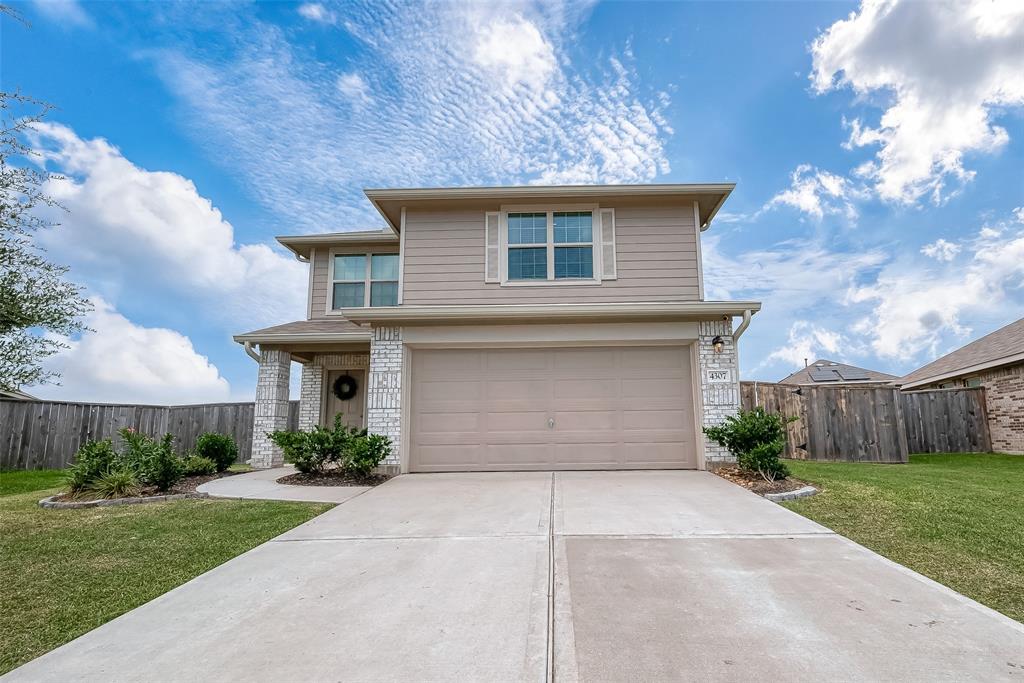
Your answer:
[554,212,593,243]
[332,282,365,309]
[554,246,593,279]
[508,247,548,280]
[370,282,398,307]
[334,255,366,281]
[508,213,547,245]
[371,254,399,281]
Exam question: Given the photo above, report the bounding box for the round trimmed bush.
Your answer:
[194,433,238,472]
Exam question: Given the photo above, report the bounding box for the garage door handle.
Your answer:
[548,418,555,428]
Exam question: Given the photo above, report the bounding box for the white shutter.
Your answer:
[598,208,617,280]
[485,211,500,283]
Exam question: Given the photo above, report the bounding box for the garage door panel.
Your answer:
[411,345,697,472]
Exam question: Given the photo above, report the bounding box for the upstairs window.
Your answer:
[504,210,594,282]
[331,253,399,309]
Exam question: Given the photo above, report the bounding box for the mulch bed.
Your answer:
[277,470,393,487]
[51,470,244,503]
[713,465,810,496]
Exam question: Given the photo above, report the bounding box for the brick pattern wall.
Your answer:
[367,327,403,465]
[251,349,291,468]
[978,364,1024,454]
[698,319,740,463]
[298,353,370,430]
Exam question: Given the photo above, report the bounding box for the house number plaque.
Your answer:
[705,369,732,384]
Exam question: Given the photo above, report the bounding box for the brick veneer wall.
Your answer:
[977,364,1023,454]
[251,349,291,468]
[367,327,403,466]
[298,353,370,430]
[697,319,740,463]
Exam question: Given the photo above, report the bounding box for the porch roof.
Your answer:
[233,318,371,344]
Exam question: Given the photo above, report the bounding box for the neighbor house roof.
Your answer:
[233,318,371,344]
[898,317,1024,390]
[364,183,734,233]
[779,359,898,385]
[0,388,38,401]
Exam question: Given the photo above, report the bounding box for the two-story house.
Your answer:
[234,184,760,472]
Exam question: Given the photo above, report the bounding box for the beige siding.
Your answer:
[309,245,399,319]
[401,206,701,304]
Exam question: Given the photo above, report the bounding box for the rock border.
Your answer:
[39,492,209,509]
[764,486,819,503]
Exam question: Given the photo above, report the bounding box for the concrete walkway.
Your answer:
[197,466,370,503]
[5,471,1023,682]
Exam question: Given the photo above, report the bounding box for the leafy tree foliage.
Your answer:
[1,90,91,391]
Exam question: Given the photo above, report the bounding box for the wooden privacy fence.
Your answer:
[740,383,990,463]
[0,399,299,470]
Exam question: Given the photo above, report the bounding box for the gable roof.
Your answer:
[899,317,1024,389]
[779,359,898,385]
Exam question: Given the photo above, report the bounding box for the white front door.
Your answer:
[324,369,366,430]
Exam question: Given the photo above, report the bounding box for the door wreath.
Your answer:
[332,373,359,401]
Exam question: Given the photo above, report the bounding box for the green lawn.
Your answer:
[783,453,1024,623]
[0,470,332,674]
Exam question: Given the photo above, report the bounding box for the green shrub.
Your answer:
[88,468,140,499]
[269,415,365,474]
[119,429,183,491]
[64,440,118,493]
[344,433,392,478]
[193,433,238,472]
[181,455,218,476]
[704,408,792,482]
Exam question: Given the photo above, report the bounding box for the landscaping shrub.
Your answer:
[704,408,792,482]
[87,468,140,499]
[345,433,392,478]
[64,439,118,493]
[181,455,218,476]
[193,433,238,472]
[269,416,365,474]
[120,429,183,491]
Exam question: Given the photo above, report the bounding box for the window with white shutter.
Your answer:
[484,211,500,283]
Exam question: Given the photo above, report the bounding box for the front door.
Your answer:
[324,369,366,430]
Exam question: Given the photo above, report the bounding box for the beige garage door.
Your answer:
[410,346,697,472]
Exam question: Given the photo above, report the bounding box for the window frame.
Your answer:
[327,250,400,312]
[499,204,602,286]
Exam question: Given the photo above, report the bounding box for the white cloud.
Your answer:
[336,71,371,105]
[297,3,336,24]
[920,238,960,262]
[849,216,1024,359]
[471,13,557,92]
[811,0,1024,204]
[27,122,306,328]
[764,164,863,220]
[29,0,92,28]
[766,321,847,368]
[152,2,671,229]
[34,298,231,404]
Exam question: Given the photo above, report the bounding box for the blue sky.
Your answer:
[4,0,1023,403]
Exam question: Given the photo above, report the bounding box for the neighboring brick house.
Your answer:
[897,317,1024,455]
[235,184,761,471]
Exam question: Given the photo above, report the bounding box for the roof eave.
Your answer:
[232,332,373,344]
[899,351,1024,390]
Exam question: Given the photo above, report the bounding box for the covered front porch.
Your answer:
[234,319,399,470]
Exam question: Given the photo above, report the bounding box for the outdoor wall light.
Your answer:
[712,335,725,353]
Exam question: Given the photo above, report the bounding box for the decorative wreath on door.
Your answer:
[332,374,359,401]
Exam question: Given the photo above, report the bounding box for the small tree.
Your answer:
[704,408,792,483]
[0,90,91,392]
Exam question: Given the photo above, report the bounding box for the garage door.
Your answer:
[410,346,697,472]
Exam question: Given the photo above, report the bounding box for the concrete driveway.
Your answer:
[6,471,1023,682]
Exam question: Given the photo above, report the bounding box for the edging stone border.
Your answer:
[39,492,210,509]
[764,486,818,503]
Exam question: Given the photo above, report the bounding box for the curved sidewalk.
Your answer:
[197,466,371,504]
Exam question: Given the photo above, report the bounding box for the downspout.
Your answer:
[243,341,261,363]
[733,309,753,341]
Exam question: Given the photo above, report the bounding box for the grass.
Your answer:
[0,469,332,674]
[783,452,1024,623]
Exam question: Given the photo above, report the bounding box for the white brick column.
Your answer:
[367,327,403,466]
[251,348,291,469]
[298,362,324,431]
[698,319,740,463]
